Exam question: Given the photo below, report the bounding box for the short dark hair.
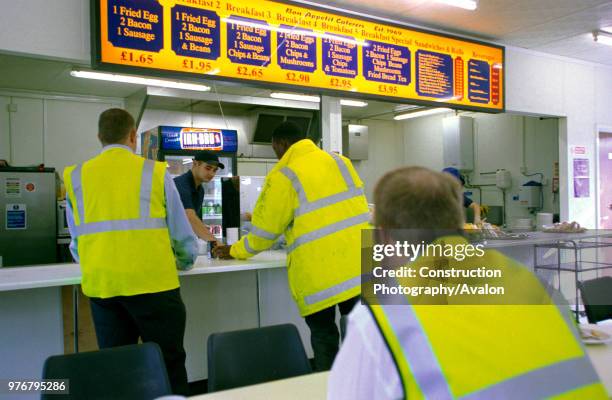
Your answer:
[374,166,464,230]
[272,121,306,144]
[98,108,135,145]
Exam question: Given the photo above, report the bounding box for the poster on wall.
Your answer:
[92,0,504,112]
[573,158,590,198]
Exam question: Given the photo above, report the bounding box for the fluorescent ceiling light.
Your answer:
[593,30,612,46]
[222,17,368,47]
[270,92,320,102]
[70,70,211,91]
[435,0,478,11]
[340,99,368,107]
[394,107,453,120]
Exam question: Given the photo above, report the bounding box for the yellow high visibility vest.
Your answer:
[64,146,179,298]
[231,139,370,316]
[367,236,607,399]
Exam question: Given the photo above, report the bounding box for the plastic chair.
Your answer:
[207,323,312,392]
[578,276,612,323]
[42,343,172,400]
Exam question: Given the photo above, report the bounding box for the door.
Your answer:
[600,132,612,229]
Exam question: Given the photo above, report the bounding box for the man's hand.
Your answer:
[212,244,233,259]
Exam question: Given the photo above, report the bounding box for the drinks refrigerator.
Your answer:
[141,126,239,241]
[0,167,57,267]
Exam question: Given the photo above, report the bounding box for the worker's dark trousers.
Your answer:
[304,296,359,371]
[89,288,189,395]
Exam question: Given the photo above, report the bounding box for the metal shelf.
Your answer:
[533,235,612,320]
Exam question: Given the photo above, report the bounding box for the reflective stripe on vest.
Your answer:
[72,164,85,224]
[375,283,601,400]
[280,152,365,218]
[461,356,600,400]
[378,294,453,399]
[71,160,166,237]
[250,225,280,241]
[304,274,362,306]
[286,212,370,253]
[243,236,257,255]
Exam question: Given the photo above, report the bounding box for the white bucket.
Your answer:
[536,213,553,230]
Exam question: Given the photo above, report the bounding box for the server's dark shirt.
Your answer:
[174,170,204,219]
[463,193,473,208]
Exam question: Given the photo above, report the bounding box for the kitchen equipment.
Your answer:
[57,200,70,237]
[142,126,238,242]
[0,167,57,266]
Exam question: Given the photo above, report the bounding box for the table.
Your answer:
[586,324,612,396]
[191,326,612,399]
[190,372,329,400]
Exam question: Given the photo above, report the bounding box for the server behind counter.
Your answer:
[173,151,224,243]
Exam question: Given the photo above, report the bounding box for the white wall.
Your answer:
[399,112,559,224]
[351,119,405,202]
[505,47,612,228]
[0,91,122,176]
[0,0,90,62]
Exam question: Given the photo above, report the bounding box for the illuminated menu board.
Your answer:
[93,0,504,112]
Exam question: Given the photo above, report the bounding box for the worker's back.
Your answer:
[269,139,370,316]
[366,241,607,399]
[64,146,178,298]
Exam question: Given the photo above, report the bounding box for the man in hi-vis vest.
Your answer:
[64,109,197,395]
[328,166,606,400]
[214,121,370,370]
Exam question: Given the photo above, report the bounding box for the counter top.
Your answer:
[2,230,611,293]
[481,230,612,249]
[0,251,287,292]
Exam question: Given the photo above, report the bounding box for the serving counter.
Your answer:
[0,251,300,393]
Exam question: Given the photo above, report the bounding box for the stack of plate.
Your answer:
[511,218,533,232]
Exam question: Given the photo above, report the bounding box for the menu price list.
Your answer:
[100,0,503,110]
[468,59,490,104]
[416,50,453,98]
[362,41,410,86]
[171,5,220,60]
[226,16,271,67]
[277,26,317,73]
[322,35,358,78]
[107,0,163,52]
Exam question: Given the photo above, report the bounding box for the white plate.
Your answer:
[579,325,612,345]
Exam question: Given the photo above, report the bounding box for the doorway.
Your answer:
[598,132,612,229]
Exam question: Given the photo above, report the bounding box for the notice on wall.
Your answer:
[6,204,27,230]
[4,178,21,198]
[95,0,504,111]
[573,158,590,198]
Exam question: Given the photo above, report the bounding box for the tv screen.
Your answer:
[253,114,285,143]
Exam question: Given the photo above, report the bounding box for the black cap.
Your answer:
[194,151,224,169]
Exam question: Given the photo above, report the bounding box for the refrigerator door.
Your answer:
[164,155,234,241]
[0,171,57,267]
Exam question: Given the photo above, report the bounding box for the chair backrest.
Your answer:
[42,342,172,400]
[207,323,312,392]
[578,276,612,323]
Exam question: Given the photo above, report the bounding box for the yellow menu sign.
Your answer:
[94,0,504,111]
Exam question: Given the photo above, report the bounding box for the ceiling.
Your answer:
[317,0,612,64]
[2,0,612,117]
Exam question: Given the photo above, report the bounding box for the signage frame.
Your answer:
[91,0,505,113]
